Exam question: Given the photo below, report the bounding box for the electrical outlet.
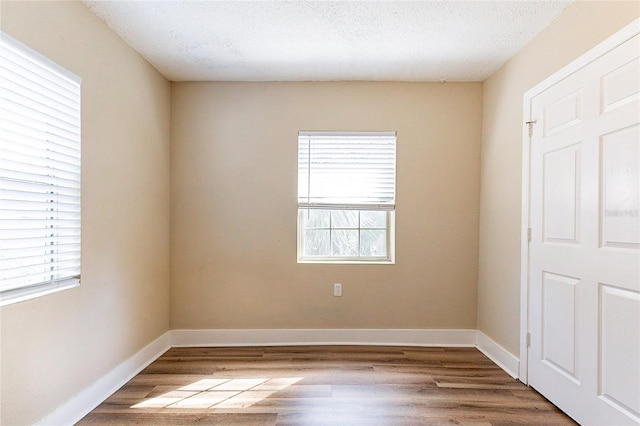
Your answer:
[333,283,342,297]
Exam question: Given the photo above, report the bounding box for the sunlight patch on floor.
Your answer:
[131,377,304,409]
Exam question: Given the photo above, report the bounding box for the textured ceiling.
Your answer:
[82,1,571,82]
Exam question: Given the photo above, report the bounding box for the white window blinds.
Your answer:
[298,132,396,210]
[0,33,81,302]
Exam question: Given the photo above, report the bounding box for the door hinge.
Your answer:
[527,227,532,242]
[526,120,537,138]
[526,332,531,348]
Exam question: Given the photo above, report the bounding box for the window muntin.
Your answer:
[297,132,396,263]
[0,32,81,305]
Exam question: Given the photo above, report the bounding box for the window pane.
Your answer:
[361,211,387,229]
[303,209,330,228]
[360,230,387,257]
[304,230,330,256]
[332,230,359,257]
[331,210,358,228]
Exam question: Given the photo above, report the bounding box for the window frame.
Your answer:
[0,32,81,306]
[296,131,396,264]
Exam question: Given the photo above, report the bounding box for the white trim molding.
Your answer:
[476,331,520,379]
[36,331,171,426]
[170,328,478,348]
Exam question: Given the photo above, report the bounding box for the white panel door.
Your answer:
[528,32,639,425]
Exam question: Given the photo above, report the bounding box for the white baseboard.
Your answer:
[36,328,519,425]
[476,331,520,379]
[171,329,519,379]
[170,328,478,348]
[36,331,171,426]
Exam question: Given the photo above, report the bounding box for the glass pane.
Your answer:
[331,230,359,257]
[331,210,358,228]
[304,230,330,257]
[360,230,387,257]
[360,211,387,229]
[303,209,330,228]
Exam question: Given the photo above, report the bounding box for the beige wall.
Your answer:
[478,1,640,355]
[6,0,634,422]
[0,1,171,424]
[171,82,482,330]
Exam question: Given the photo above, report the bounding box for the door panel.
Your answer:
[600,57,639,114]
[599,284,640,419]
[541,272,580,380]
[600,124,639,249]
[543,144,581,243]
[544,89,583,136]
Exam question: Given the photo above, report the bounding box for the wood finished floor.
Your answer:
[78,346,576,425]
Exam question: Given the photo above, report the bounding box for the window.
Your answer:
[0,33,81,305]
[297,131,396,263]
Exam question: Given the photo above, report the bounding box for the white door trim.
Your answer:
[520,17,640,384]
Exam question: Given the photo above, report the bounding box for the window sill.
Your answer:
[297,259,395,265]
[0,277,80,307]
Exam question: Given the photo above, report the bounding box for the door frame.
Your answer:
[519,18,640,384]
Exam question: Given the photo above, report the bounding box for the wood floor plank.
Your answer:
[77,346,576,425]
[164,347,266,358]
[79,412,277,425]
